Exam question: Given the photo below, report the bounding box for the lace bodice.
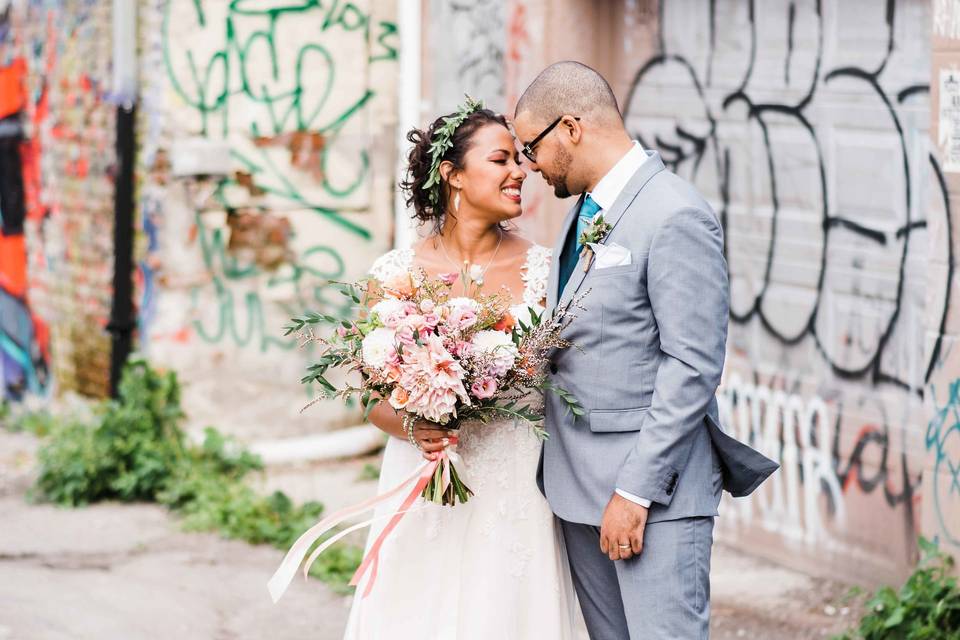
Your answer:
[368,244,552,310]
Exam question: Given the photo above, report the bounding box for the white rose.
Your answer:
[361,327,396,368]
[470,329,519,375]
[371,298,406,324]
[509,304,541,329]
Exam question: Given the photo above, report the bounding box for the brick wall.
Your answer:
[0,0,117,401]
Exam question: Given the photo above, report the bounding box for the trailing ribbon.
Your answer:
[348,455,440,597]
[267,449,458,603]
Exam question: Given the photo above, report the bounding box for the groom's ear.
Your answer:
[560,115,583,145]
[440,160,462,189]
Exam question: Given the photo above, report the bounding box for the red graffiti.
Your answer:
[504,0,530,115]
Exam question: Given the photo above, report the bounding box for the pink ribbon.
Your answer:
[349,455,443,597]
[267,450,456,603]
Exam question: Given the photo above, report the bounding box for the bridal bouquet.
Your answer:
[285,265,582,507]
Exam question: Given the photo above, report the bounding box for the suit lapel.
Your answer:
[547,194,584,312]
[556,152,666,309]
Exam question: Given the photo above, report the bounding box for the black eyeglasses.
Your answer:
[520,115,580,163]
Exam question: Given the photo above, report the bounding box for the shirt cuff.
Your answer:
[615,488,652,508]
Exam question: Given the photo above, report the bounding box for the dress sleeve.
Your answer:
[368,248,414,282]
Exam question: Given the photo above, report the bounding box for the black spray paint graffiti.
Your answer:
[624,0,949,394]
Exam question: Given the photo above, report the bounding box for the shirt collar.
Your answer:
[587,141,648,213]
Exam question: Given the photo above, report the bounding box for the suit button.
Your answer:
[666,485,674,496]
[549,363,558,375]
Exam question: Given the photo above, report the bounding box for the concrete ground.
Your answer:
[1,428,862,639]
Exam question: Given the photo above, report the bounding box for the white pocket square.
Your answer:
[587,242,632,269]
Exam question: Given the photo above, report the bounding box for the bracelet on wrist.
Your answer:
[403,414,421,450]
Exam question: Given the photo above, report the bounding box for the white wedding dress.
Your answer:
[343,244,578,640]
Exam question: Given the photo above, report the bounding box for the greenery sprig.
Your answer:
[421,95,485,208]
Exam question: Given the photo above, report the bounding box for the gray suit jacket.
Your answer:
[538,151,778,526]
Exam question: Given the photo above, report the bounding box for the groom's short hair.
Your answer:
[515,61,622,125]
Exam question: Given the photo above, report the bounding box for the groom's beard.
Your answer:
[545,146,573,199]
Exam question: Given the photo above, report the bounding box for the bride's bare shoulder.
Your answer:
[507,233,551,259]
[502,232,547,255]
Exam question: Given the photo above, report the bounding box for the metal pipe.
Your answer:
[394,0,422,250]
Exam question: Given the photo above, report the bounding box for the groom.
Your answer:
[515,62,778,639]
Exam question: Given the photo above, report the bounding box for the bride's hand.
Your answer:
[412,421,458,461]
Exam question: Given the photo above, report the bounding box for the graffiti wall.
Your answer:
[3,0,953,583]
[0,0,117,401]
[423,0,596,244]
[138,0,399,439]
[423,0,952,583]
[926,0,960,563]
[620,0,940,583]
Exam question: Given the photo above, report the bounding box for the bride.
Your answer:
[342,102,578,639]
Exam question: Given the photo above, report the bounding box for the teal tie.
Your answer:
[558,195,601,294]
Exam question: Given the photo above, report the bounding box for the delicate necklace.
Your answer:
[438,228,503,286]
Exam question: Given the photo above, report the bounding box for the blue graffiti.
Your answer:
[927,379,960,548]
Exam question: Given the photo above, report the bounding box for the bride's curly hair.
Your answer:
[400,108,510,234]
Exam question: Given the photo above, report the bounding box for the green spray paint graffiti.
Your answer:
[190,208,353,353]
[162,0,397,235]
[158,0,397,354]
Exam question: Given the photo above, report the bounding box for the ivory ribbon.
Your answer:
[267,449,458,603]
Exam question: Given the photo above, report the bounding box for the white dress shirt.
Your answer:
[585,141,654,510]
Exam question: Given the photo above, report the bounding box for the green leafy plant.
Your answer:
[29,358,361,591]
[3,407,58,437]
[834,537,960,640]
[357,462,381,481]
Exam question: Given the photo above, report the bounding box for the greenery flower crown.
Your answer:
[421,95,485,208]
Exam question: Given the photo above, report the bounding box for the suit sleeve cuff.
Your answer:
[615,488,652,508]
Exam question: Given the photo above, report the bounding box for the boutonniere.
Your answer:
[577,215,612,271]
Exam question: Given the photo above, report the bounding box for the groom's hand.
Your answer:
[599,493,648,561]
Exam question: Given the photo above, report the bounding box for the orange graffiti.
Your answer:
[0,234,27,297]
[0,58,26,118]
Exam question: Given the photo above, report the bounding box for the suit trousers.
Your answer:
[561,516,714,640]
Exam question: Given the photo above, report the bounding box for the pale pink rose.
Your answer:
[383,312,402,329]
[402,314,428,332]
[438,272,459,286]
[449,308,478,330]
[422,312,440,329]
[420,299,436,313]
[388,386,410,409]
[471,377,497,399]
[382,272,416,298]
[395,326,416,347]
